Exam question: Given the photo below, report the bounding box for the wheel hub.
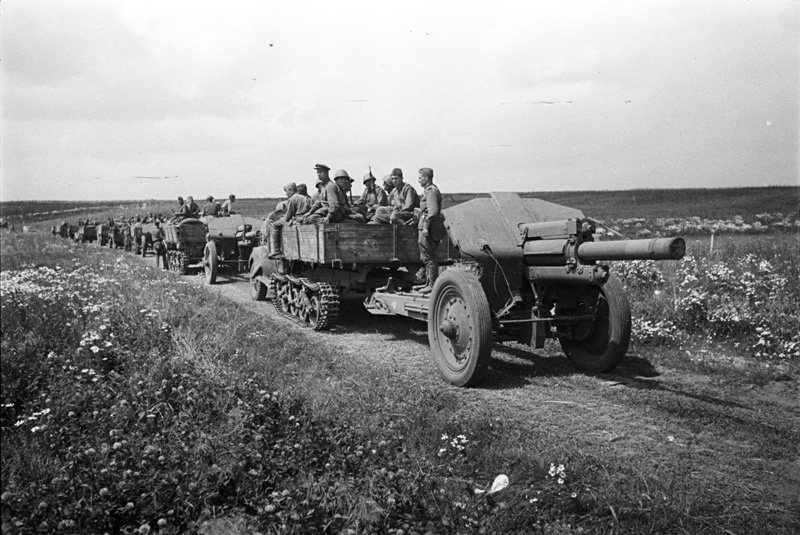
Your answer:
[439,319,459,340]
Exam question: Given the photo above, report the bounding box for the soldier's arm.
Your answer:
[426,187,441,223]
[401,187,416,211]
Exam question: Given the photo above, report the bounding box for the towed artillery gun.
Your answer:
[200,214,262,284]
[249,192,685,387]
[163,218,208,274]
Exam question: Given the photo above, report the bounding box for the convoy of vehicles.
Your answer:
[51,191,686,387]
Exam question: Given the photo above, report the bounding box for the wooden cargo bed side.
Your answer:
[281,224,421,264]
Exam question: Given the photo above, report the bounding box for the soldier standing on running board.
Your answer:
[414,167,447,294]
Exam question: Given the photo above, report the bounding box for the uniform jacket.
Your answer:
[418,183,447,240]
[390,183,420,212]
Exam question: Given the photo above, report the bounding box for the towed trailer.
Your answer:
[249,192,685,387]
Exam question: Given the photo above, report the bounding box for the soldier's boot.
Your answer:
[417,265,438,295]
[268,228,283,259]
[412,266,427,290]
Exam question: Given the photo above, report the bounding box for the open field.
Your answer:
[2,188,799,534]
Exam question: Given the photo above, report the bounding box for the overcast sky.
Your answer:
[1,0,798,201]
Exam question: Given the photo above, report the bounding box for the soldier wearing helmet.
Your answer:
[355,170,388,222]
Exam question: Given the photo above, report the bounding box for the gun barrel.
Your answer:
[578,237,685,262]
[523,236,685,265]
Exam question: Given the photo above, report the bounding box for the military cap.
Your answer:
[284,182,297,191]
[363,171,376,183]
[334,169,353,182]
[419,167,434,179]
[390,168,403,178]
[314,163,331,171]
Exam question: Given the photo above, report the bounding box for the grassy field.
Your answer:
[2,189,799,534]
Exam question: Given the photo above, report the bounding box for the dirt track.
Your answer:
[161,259,799,525]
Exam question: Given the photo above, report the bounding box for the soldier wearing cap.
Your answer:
[355,170,388,222]
[413,167,446,294]
[370,168,419,225]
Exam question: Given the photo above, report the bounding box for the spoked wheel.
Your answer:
[556,275,631,373]
[204,241,218,284]
[274,280,292,315]
[289,285,302,317]
[427,269,492,387]
[251,278,267,301]
[306,295,321,328]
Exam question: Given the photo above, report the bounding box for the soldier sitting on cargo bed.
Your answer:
[220,194,236,216]
[369,168,419,225]
[202,196,220,217]
[354,170,388,222]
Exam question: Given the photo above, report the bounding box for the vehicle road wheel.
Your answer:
[204,241,218,284]
[557,275,631,373]
[427,268,492,387]
[251,278,267,301]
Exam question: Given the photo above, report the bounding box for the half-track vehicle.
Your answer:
[249,192,685,387]
[201,214,262,284]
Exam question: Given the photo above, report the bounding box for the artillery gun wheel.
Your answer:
[204,241,218,284]
[427,269,492,387]
[168,251,188,275]
[251,278,267,301]
[556,275,631,373]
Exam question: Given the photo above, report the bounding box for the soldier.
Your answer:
[355,170,388,222]
[221,194,236,215]
[370,168,419,225]
[302,164,347,224]
[181,196,200,219]
[266,182,299,259]
[413,167,447,294]
[332,170,365,224]
[202,196,219,217]
[151,221,169,270]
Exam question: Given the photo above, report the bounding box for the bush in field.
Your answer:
[615,242,800,362]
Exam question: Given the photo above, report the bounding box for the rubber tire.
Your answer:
[427,268,492,387]
[251,278,267,301]
[558,275,632,373]
[204,241,218,284]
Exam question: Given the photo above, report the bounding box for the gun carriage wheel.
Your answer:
[427,269,492,387]
[556,275,631,373]
[203,241,218,284]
